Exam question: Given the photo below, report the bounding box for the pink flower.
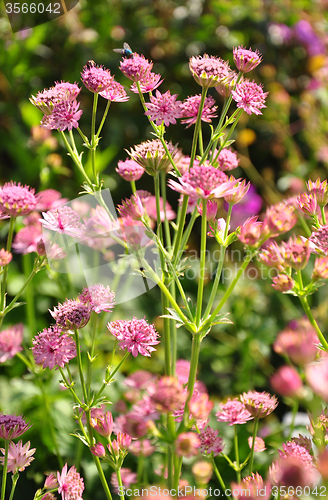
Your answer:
[231,79,268,115]
[116,432,132,449]
[81,60,112,93]
[312,256,328,280]
[274,323,318,366]
[198,426,225,456]
[41,206,82,237]
[271,274,295,292]
[111,468,137,493]
[99,79,129,102]
[36,189,66,211]
[137,191,176,221]
[12,224,42,254]
[248,437,266,452]
[145,90,182,127]
[278,441,313,468]
[216,398,253,425]
[128,139,178,176]
[176,432,200,457]
[116,158,145,182]
[57,463,84,500]
[217,148,240,171]
[270,457,316,488]
[181,95,217,128]
[107,317,160,357]
[90,411,113,438]
[224,177,250,204]
[0,324,23,362]
[129,439,155,457]
[307,178,328,207]
[124,370,157,390]
[32,326,77,369]
[120,54,153,82]
[90,443,106,458]
[0,414,31,440]
[189,54,231,89]
[0,182,36,217]
[78,284,116,314]
[215,70,240,98]
[309,225,328,255]
[231,473,271,500]
[44,473,59,489]
[283,235,310,270]
[265,202,297,235]
[270,366,303,397]
[306,359,328,401]
[0,249,12,266]
[168,165,239,200]
[30,81,81,115]
[233,46,263,73]
[50,299,91,331]
[148,376,185,413]
[237,215,262,247]
[41,100,83,131]
[297,192,318,216]
[189,393,214,420]
[0,440,35,473]
[117,194,145,220]
[130,71,163,93]
[258,242,286,271]
[240,391,278,419]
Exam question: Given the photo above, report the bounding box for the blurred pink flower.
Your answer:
[248,436,266,452]
[41,206,83,237]
[176,432,200,457]
[306,359,328,401]
[0,324,23,362]
[0,249,12,266]
[111,468,137,493]
[79,284,116,314]
[148,376,185,413]
[231,473,271,500]
[270,366,302,397]
[0,182,36,217]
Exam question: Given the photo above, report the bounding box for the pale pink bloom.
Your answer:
[117,217,150,251]
[90,411,113,438]
[124,370,157,390]
[175,359,191,385]
[192,460,213,484]
[297,192,318,216]
[279,441,313,468]
[217,148,240,171]
[79,284,115,314]
[240,391,278,419]
[137,191,176,221]
[0,249,12,266]
[215,70,240,98]
[307,178,328,207]
[248,436,266,452]
[120,54,153,82]
[0,440,35,473]
[57,463,84,500]
[41,100,83,131]
[198,426,225,456]
[224,177,250,204]
[148,376,185,413]
[216,398,253,425]
[145,90,182,127]
[270,456,316,488]
[81,60,112,93]
[129,439,155,457]
[272,274,295,292]
[316,449,328,479]
[189,393,214,420]
[274,323,318,366]
[128,139,179,175]
[176,432,200,457]
[312,256,328,280]
[231,473,271,500]
[306,359,328,401]
[0,182,36,217]
[231,79,268,115]
[197,199,218,221]
[283,235,310,270]
[189,54,231,89]
[116,432,132,449]
[237,215,262,247]
[309,225,328,255]
[12,225,42,254]
[0,324,23,362]
[117,194,145,220]
[36,189,67,211]
[130,71,163,93]
[258,241,286,271]
[107,317,160,357]
[44,473,59,489]
[271,366,302,398]
[116,158,145,182]
[118,411,152,438]
[90,443,106,457]
[99,79,129,102]
[291,434,312,454]
[266,202,297,235]
[233,46,263,73]
[41,206,82,237]
[111,468,137,493]
[168,165,239,200]
[181,95,217,128]
[50,299,91,331]
[30,81,81,114]
[0,414,31,440]
[32,326,77,369]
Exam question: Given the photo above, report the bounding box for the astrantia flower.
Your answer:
[279,441,313,468]
[81,60,112,93]
[0,182,36,217]
[12,225,42,254]
[148,376,185,413]
[189,393,214,420]
[215,70,240,98]
[240,390,278,418]
[270,456,316,488]
[41,206,83,237]
[137,191,176,221]
[265,202,297,235]
[41,99,83,132]
[57,463,84,500]
[107,317,160,357]
[0,415,31,441]
[30,81,80,115]
[32,326,77,369]
[217,148,240,171]
[176,432,200,457]
[307,178,328,207]
[189,54,231,89]
[145,90,182,127]
[0,324,23,362]
[231,79,268,115]
[233,46,263,73]
[283,235,310,270]
[117,194,145,220]
[168,165,239,200]
[258,242,286,271]
[248,437,266,452]
[36,189,66,211]
[309,225,328,255]
[130,71,163,93]
[237,215,262,247]
[216,398,253,425]
[120,54,153,82]
[90,411,113,438]
[0,249,12,267]
[199,426,225,456]
[116,158,145,182]
[50,299,91,331]
[224,177,250,204]
[274,322,318,366]
[79,284,115,314]
[181,95,217,128]
[270,366,303,397]
[231,473,271,500]
[0,440,35,473]
[312,256,328,280]
[297,193,318,216]
[272,274,295,292]
[306,359,328,402]
[99,79,129,102]
[128,139,178,176]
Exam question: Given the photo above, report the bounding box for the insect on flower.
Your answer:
[113,42,134,58]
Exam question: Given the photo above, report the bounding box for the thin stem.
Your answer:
[213,109,243,162]
[8,473,19,500]
[172,196,189,267]
[1,440,9,500]
[96,100,111,138]
[116,468,125,500]
[130,180,136,194]
[190,87,208,168]
[234,426,241,483]
[87,313,98,397]
[176,207,199,263]
[181,333,201,429]
[93,352,130,403]
[23,253,36,336]
[0,216,15,312]
[161,170,172,249]
[288,400,299,441]
[249,417,259,475]
[59,131,93,188]
[162,293,171,377]
[321,206,327,225]
[198,127,204,156]
[91,92,99,184]
[74,330,88,404]
[196,199,207,326]
[93,456,113,500]
[170,281,177,376]
[211,458,231,500]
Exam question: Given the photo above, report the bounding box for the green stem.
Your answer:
[8,473,19,500]
[181,333,201,429]
[161,170,171,249]
[96,100,111,138]
[74,330,88,404]
[93,352,130,404]
[170,281,177,376]
[93,456,113,500]
[321,206,327,225]
[59,131,93,188]
[234,426,241,482]
[213,109,243,162]
[91,92,99,184]
[23,253,36,336]
[1,440,9,500]
[198,127,204,156]
[162,293,171,377]
[87,313,98,397]
[190,87,208,168]
[116,468,125,500]
[211,458,231,500]
[130,180,136,194]
[0,217,15,312]
[176,207,199,263]
[172,196,189,267]
[196,199,207,326]
[249,417,259,475]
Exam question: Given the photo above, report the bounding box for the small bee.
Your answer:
[113,42,133,59]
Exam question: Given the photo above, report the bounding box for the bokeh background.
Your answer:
[1,0,328,497]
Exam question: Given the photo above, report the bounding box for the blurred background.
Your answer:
[1,0,328,497]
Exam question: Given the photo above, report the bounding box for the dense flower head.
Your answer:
[0,249,12,266]
[41,99,83,131]
[240,391,278,418]
[57,463,84,500]
[216,398,253,425]
[271,274,295,292]
[297,192,318,216]
[258,242,286,271]
[309,225,328,255]
[217,148,240,171]
[0,414,31,440]
[41,206,83,237]
[198,426,225,456]
[90,443,106,458]
[120,54,153,82]
[278,441,313,468]
[90,411,113,438]
[36,189,66,211]
[270,366,303,397]
[30,81,81,115]
[117,194,145,220]
[306,359,328,402]
[107,317,160,357]
[130,71,163,93]
[266,202,297,235]
[79,284,116,314]
[231,79,268,115]
[99,79,129,102]
[224,177,250,204]
[81,60,112,93]
[312,256,328,280]
[283,235,311,270]
[116,158,145,182]
[181,95,217,128]
[145,90,182,127]
[50,299,91,331]
[248,436,266,452]
[189,54,231,89]
[292,434,312,454]
[237,215,262,247]
[118,409,153,438]
[233,46,263,73]
[32,326,77,369]
[0,440,35,473]
[215,70,239,98]
[12,224,42,254]
[274,322,318,366]
[307,178,328,207]
[128,139,179,176]
[0,324,23,362]
[231,473,271,500]
[0,182,36,217]
[148,376,185,413]
[111,468,137,493]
